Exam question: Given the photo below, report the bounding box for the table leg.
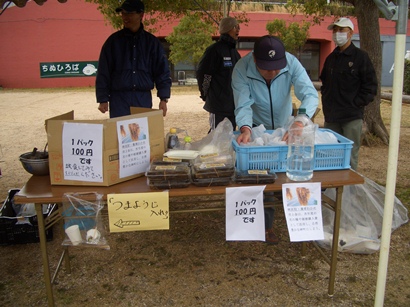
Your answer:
[35,203,55,306]
[328,186,343,296]
[301,242,307,256]
[64,247,71,273]
[52,247,71,284]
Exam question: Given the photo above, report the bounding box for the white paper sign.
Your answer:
[226,186,265,241]
[117,117,150,178]
[282,182,324,242]
[62,122,103,182]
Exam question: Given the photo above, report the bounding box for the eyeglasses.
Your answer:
[234,24,240,30]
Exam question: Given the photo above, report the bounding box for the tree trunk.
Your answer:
[355,0,390,145]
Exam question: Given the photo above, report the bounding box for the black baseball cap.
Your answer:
[115,0,145,13]
[253,35,287,70]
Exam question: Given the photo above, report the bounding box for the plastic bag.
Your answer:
[62,192,109,249]
[191,117,235,156]
[316,176,408,254]
[315,129,339,144]
[236,116,335,147]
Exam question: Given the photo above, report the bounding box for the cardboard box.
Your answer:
[46,107,164,186]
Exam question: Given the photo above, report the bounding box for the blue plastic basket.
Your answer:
[233,128,353,172]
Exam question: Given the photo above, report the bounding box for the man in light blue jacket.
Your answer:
[232,35,318,144]
[232,35,319,244]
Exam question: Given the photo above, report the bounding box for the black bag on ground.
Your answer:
[0,188,55,245]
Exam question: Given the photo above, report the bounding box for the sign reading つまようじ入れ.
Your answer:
[46,108,164,186]
[107,192,169,232]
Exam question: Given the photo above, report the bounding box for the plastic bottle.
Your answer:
[183,136,192,150]
[165,128,180,150]
[286,108,315,181]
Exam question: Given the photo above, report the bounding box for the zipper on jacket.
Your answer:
[250,71,287,130]
[267,82,274,129]
[266,72,285,129]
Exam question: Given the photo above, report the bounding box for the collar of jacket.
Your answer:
[334,42,356,55]
[122,23,145,37]
[220,33,237,47]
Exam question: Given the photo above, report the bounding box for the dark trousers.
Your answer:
[264,192,275,230]
[264,208,275,230]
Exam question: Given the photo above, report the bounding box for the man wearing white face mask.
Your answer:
[320,17,377,170]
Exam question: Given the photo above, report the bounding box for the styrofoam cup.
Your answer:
[65,225,82,246]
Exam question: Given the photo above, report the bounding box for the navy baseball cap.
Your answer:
[253,35,287,70]
[115,0,145,13]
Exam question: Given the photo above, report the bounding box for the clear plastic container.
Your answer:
[146,158,191,189]
[235,169,277,184]
[191,160,235,179]
[149,179,190,189]
[286,108,315,181]
[150,156,185,166]
[192,177,231,187]
[146,161,190,182]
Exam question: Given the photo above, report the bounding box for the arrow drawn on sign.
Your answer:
[114,219,140,228]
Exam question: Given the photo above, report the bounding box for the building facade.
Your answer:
[0,0,408,88]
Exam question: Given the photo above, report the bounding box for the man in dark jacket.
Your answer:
[320,17,377,170]
[96,0,171,118]
[197,17,241,131]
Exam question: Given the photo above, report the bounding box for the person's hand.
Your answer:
[98,102,109,114]
[159,100,168,116]
[236,127,252,144]
[282,121,304,143]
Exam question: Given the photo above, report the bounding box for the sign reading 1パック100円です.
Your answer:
[62,122,104,182]
[40,61,99,78]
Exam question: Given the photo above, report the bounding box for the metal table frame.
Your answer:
[14,169,364,307]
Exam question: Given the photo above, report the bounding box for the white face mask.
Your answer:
[332,32,349,47]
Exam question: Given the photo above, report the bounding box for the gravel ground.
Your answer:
[0,87,409,306]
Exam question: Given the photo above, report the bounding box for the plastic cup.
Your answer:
[65,225,82,246]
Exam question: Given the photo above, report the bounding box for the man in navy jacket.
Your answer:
[197,17,241,131]
[96,0,171,118]
[320,17,377,170]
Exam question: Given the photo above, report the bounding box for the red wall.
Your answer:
[0,1,403,88]
[0,0,114,88]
